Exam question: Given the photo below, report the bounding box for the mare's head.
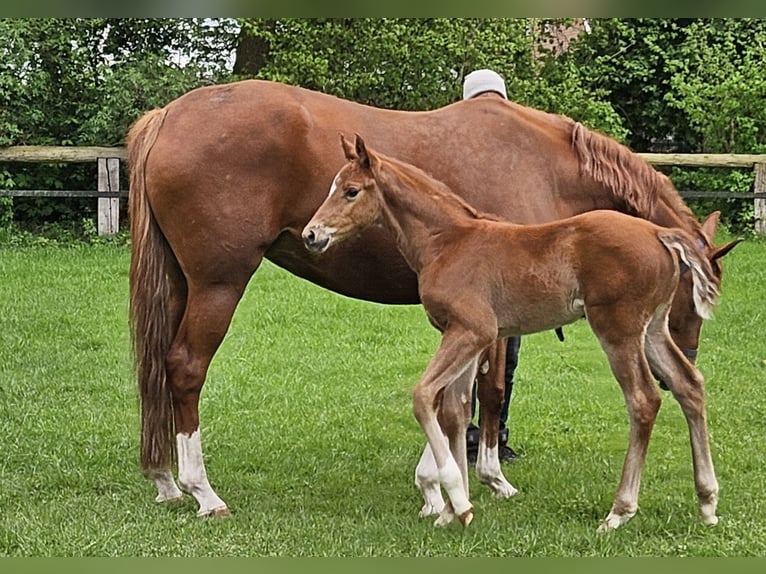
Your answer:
[668,212,742,363]
[303,133,382,254]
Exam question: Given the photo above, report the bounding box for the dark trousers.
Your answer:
[467,336,521,445]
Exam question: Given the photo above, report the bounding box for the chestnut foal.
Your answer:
[303,134,722,531]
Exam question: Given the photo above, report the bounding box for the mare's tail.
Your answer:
[127,107,177,473]
[658,230,720,319]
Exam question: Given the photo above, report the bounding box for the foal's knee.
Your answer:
[631,390,662,427]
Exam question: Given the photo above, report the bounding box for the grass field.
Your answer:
[0,233,764,557]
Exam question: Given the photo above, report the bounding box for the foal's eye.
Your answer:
[344,187,360,199]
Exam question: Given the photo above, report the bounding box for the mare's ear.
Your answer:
[700,211,721,243]
[710,238,744,262]
[354,133,372,170]
[340,133,357,161]
[699,210,743,262]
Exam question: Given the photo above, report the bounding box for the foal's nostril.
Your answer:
[304,229,316,246]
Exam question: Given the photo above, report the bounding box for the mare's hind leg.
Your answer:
[166,280,249,517]
[475,339,517,498]
[148,261,187,505]
[590,311,662,532]
[645,316,719,526]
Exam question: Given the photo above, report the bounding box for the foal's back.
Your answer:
[429,210,680,337]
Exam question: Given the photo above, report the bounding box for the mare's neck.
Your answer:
[650,195,708,246]
[375,160,480,273]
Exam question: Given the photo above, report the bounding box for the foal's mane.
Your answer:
[375,152,503,223]
[571,122,702,233]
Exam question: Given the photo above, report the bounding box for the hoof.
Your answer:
[419,502,444,518]
[155,494,185,505]
[701,514,719,527]
[458,508,474,527]
[199,505,231,518]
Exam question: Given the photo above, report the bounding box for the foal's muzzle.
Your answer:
[302,225,331,253]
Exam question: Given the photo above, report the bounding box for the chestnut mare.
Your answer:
[303,134,723,530]
[126,80,737,520]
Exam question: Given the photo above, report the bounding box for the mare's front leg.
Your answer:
[412,324,494,527]
[164,282,247,517]
[475,339,518,498]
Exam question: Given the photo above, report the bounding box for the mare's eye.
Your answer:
[344,187,360,199]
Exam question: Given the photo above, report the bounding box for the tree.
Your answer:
[234,18,627,138]
[0,18,238,230]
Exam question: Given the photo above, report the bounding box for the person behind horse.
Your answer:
[462,69,519,464]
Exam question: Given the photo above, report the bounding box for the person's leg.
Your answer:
[498,336,521,460]
[466,382,480,464]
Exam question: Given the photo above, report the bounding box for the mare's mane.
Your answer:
[571,122,702,234]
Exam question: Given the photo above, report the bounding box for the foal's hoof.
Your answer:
[458,508,474,528]
[198,505,231,518]
[155,494,185,505]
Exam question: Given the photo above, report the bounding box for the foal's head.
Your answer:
[303,133,382,254]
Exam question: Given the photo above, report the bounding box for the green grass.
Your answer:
[0,235,764,557]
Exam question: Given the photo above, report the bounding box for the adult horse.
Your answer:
[127,79,737,518]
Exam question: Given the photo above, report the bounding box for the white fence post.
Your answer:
[97,157,120,235]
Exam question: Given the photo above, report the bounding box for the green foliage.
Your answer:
[0,18,237,226]
[1,18,764,234]
[237,18,626,138]
[571,18,766,231]
[665,19,766,154]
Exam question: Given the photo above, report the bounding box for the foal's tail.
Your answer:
[658,230,720,319]
[127,107,177,474]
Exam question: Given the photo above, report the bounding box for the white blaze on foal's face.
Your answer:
[328,170,342,197]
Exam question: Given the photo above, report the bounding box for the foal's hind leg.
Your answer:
[165,280,249,517]
[590,312,662,532]
[645,320,719,526]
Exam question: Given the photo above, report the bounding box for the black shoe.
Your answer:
[498,444,518,462]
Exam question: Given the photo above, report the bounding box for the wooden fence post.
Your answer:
[755,163,766,235]
[97,157,120,235]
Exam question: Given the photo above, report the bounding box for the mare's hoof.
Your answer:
[459,508,474,527]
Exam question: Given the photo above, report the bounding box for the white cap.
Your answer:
[462,69,508,100]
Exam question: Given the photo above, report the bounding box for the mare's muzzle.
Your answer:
[302,225,331,253]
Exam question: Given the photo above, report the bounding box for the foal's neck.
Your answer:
[375,158,490,272]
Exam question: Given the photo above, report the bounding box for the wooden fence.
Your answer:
[1,146,765,235]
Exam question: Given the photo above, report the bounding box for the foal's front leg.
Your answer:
[412,326,491,527]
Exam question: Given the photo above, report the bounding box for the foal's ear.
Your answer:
[340,133,357,161]
[354,133,371,170]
